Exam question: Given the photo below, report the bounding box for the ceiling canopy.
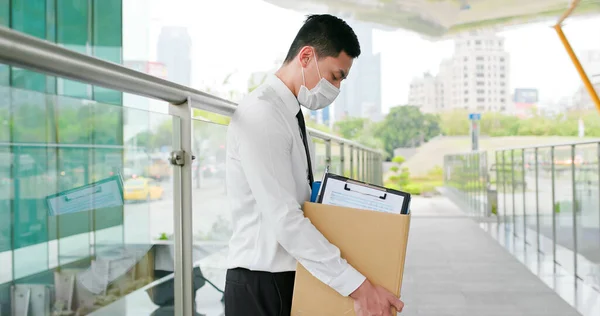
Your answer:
[265,0,600,38]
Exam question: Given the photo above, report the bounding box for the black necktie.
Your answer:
[296,109,314,187]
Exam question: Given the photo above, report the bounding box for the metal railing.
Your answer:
[444,140,600,289]
[0,26,384,315]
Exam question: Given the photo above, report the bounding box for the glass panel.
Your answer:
[574,143,600,286]
[0,0,9,86]
[191,118,229,315]
[495,151,505,219]
[513,149,525,243]
[10,88,51,278]
[538,147,555,257]
[1,85,176,315]
[554,145,575,274]
[11,0,47,92]
[524,148,538,248]
[56,0,91,99]
[505,150,515,233]
[0,86,10,284]
[93,0,123,105]
[0,85,10,255]
[55,96,93,267]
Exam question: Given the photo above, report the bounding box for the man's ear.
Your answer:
[297,46,314,68]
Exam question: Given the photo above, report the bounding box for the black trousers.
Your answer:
[224,268,296,316]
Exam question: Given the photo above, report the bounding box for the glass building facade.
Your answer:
[0,1,126,314]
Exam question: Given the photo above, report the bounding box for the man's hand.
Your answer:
[350,279,404,316]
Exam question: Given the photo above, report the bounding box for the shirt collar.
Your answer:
[265,74,301,117]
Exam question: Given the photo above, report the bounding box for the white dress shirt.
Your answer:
[225,74,366,297]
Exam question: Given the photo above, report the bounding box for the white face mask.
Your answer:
[297,51,340,110]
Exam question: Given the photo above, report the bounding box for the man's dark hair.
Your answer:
[284,14,361,64]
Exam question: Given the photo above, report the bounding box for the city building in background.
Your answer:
[333,20,382,123]
[408,31,511,114]
[407,72,444,112]
[572,49,600,110]
[157,26,192,86]
[513,88,539,118]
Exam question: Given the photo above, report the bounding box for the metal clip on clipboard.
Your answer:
[343,180,388,200]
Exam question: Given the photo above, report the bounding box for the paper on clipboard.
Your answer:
[320,178,406,214]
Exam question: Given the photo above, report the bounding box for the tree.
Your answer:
[334,117,369,139]
[375,105,441,159]
[439,109,469,136]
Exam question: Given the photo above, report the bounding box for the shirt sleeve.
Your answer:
[235,104,366,297]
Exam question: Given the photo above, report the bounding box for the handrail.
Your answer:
[0,26,380,154]
[0,26,237,115]
[492,139,600,152]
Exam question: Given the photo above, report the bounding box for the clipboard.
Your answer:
[316,173,411,214]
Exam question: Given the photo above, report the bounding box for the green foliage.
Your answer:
[440,109,469,136]
[2,100,122,145]
[375,106,441,158]
[384,157,442,195]
[391,156,405,164]
[334,117,370,139]
[427,165,443,178]
[398,167,410,187]
[305,119,334,134]
[440,108,600,137]
[131,119,172,149]
[194,109,231,125]
[333,116,385,153]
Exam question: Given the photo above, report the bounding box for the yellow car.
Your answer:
[124,177,164,202]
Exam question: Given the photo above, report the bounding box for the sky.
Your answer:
[124,0,600,114]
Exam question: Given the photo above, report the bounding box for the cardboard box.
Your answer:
[291,202,411,316]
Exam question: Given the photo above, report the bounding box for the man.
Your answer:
[224,14,404,316]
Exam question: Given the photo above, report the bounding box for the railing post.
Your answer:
[535,147,540,253]
[483,151,488,216]
[367,151,370,183]
[339,143,345,176]
[522,149,527,244]
[325,139,331,172]
[467,154,471,209]
[377,153,382,186]
[502,151,507,224]
[571,144,578,279]
[598,142,600,249]
[169,99,194,316]
[482,152,487,216]
[479,153,483,215]
[362,150,366,182]
[495,151,500,221]
[471,154,474,211]
[356,149,361,181]
[350,145,354,179]
[551,146,557,268]
[358,148,360,180]
[511,149,516,235]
